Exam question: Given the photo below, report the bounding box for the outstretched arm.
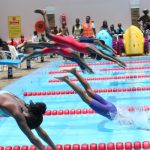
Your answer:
[18,42,53,50]
[21,51,43,63]
[70,52,94,74]
[94,39,117,55]
[36,127,57,150]
[14,113,45,150]
[86,44,126,68]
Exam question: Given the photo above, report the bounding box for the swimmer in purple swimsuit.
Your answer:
[55,68,117,120]
[56,69,150,128]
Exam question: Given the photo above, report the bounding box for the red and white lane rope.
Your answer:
[1,141,150,150]
[44,106,150,116]
[48,74,150,83]
[23,86,150,96]
[60,59,150,67]
[48,66,150,74]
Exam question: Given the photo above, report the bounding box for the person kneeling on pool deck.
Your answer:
[55,68,134,123]
[0,91,56,150]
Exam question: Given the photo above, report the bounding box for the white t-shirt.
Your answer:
[32,36,39,42]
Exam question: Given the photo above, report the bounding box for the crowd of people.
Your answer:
[50,17,125,39]
[1,8,150,61]
[0,18,125,61]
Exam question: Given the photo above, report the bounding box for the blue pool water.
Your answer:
[1,56,150,146]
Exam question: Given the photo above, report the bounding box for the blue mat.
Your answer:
[0,59,21,65]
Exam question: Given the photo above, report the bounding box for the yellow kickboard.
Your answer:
[124,25,144,55]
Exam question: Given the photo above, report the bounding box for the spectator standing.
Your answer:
[116,23,125,35]
[59,22,69,36]
[81,16,96,37]
[32,31,39,42]
[109,24,117,37]
[72,18,82,39]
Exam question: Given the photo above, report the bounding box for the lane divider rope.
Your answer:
[48,66,150,74]
[23,86,150,96]
[1,141,150,150]
[44,106,150,116]
[48,74,150,83]
[59,59,150,67]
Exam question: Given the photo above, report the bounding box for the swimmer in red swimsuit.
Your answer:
[20,42,94,73]
[34,9,126,68]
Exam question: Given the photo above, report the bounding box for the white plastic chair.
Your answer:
[8,45,19,59]
[0,50,12,71]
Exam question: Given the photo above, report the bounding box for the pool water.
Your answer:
[1,56,150,146]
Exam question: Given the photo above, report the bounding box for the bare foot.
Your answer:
[63,68,77,74]
[55,76,69,81]
[34,9,46,16]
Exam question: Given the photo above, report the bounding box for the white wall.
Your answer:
[0,0,134,40]
[140,0,150,15]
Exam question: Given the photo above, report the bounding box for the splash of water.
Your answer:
[114,107,150,130]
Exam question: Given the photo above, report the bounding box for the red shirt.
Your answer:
[18,39,26,45]
[8,40,17,47]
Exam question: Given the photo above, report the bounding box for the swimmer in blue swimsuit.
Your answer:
[55,68,117,120]
[0,90,56,150]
